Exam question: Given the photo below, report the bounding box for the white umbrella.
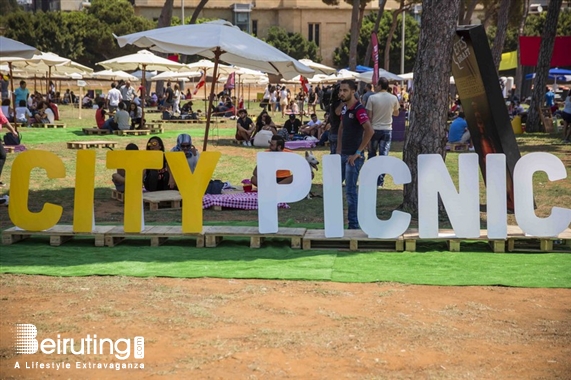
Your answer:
[356,69,405,83]
[185,59,234,75]
[91,69,138,81]
[150,71,202,81]
[98,50,185,122]
[115,20,314,150]
[0,37,39,59]
[400,72,414,80]
[299,59,337,76]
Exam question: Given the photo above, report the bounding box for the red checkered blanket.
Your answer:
[203,191,289,210]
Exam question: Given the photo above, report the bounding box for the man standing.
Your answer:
[106,83,122,112]
[14,81,29,107]
[361,83,374,107]
[164,81,175,111]
[545,87,555,108]
[120,81,136,110]
[337,79,374,230]
[365,77,399,187]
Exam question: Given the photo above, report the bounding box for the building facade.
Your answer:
[133,0,401,67]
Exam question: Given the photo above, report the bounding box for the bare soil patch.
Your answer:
[1,275,570,379]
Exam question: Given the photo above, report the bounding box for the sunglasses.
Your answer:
[180,144,191,148]
[147,141,160,147]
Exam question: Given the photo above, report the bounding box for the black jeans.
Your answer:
[0,142,6,180]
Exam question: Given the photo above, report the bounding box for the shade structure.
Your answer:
[150,71,203,81]
[115,20,314,151]
[185,59,234,75]
[0,37,39,59]
[98,50,185,125]
[299,59,337,76]
[91,69,139,81]
[356,69,405,83]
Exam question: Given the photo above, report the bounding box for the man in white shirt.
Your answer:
[120,81,136,110]
[301,113,322,137]
[365,77,400,187]
[106,83,122,112]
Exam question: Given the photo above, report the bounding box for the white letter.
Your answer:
[15,324,38,354]
[418,154,480,238]
[486,154,507,239]
[258,152,312,233]
[40,339,55,354]
[358,156,411,238]
[514,152,571,236]
[114,339,130,360]
[323,155,344,237]
[14,362,19,369]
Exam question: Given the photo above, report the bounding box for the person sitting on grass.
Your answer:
[95,102,107,129]
[129,102,143,130]
[33,101,50,125]
[235,109,255,146]
[143,137,170,192]
[168,134,200,190]
[15,100,32,126]
[114,102,131,131]
[300,113,322,137]
[250,135,294,187]
[112,143,139,192]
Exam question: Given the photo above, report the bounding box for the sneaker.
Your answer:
[0,195,8,206]
[247,141,252,147]
[242,141,248,146]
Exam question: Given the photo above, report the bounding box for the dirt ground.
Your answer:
[0,275,570,379]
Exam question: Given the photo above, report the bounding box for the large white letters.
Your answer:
[322,155,344,237]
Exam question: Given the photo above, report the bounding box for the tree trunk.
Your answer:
[190,0,209,24]
[525,0,562,133]
[363,0,387,67]
[459,0,478,24]
[514,0,531,100]
[491,0,511,70]
[348,0,361,70]
[402,0,460,215]
[155,0,174,97]
[383,9,402,70]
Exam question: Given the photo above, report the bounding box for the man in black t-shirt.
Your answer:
[164,81,174,111]
[236,109,255,146]
[283,113,302,135]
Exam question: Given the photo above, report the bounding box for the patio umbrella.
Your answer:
[356,68,405,83]
[91,69,138,82]
[150,71,202,81]
[115,19,314,151]
[98,50,185,124]
[182,60,234,110]
[298,59,337,76]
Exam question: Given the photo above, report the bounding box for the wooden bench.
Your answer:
[506,225,571,252]
[403,229,505,253]
[31,123,66,128]
[143,190,182,210]
[158,119,205,124]
[67,141,117,150]
[2,225,113,247]
[149,127,164,134]
[111,189,124,202]
[83,128,111,135]
[104,226,205,247]
[303,229,404,251]
[204,226,306,249]
[114,129,151,136]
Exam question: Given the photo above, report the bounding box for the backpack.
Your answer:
[205,179,224,195]
[4,132,21,146]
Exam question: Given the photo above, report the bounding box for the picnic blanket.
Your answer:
[285,140,316,150]
[203,191,289,210]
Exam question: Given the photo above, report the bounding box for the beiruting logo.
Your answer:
[14,324,144,371]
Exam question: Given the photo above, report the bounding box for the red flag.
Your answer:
[372,32,379,86]
[225,72,235,90]
[193,71,206,95]
[300,75,310,93]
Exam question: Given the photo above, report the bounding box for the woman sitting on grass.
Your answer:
[33,101,50,124]
[143,137,170,192]
[129,102,143,130]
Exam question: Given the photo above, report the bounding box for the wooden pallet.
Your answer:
[506,226,571,252]
[145,109,161,113]
[111,189,124,202]
[67,141,118,150]
[83,128,111,135]
[149,127,164,134]
[2,225,113,247]
[114,129,151,136]
[143,190,182,210]
[446,143,469,152]
[4,146,15,153]
[104,225,204,247]
[31,123,66,128]
[158,119,205,124]
[403,229,505,252]
[302,229,404,251]
[203,226,306,249]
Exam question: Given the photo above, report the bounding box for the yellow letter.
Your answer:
[73,150,96,232]
[165,151,221,233]
[107,150,163,233]
[9,150,65,231]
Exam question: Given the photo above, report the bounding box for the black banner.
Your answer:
[451,25,521,211]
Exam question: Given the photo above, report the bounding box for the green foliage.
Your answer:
[333,12,420,72]
[0,0,155,68]
[264,26,321,62]
[0,0,21,14]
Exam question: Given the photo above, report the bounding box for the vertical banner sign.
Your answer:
[451,25,522,212]
[372,32,379,86]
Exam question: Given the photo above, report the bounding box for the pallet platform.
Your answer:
[149,127,164,134]
[143,190,182,210]
[67,141,118,150]
[2,225,113,246]
[114,129,151,136]
[506,226,571,252]
[83,128,111,135]
[104,226,204,247]
[31,123,66,128]
[446,143,469,152]
[302,229,404,251]
[4,146,15,153]
[111,189,124,202]
[403,229,505,252]
[158,119,205,124]
[204,226,306,248]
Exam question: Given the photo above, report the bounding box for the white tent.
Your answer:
[91,69,139,81]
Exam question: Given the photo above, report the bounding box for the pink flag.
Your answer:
[372,32,379,86]
[225,72,235,90]
[193,71,206,95]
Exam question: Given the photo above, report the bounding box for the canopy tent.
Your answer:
[298,59,337,76]
[91,69,139,81]
[0,39,38,116]
[150,71,203,81]
[356,68,405,83]
[115,20,314,151]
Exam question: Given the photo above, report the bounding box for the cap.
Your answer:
[289,113,296,118]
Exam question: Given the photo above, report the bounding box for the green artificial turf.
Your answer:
[1,237,570,288]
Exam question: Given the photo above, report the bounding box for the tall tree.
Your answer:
[514,0,531,100]
[525,0,562,132]
[383,0,409,70]
[459,0,478,24]
[189,0,209,24]
[491,0,512,70]
[157,0,174,28]
[363,0,387,67]
[349,0,361,70]
[402,0,460,214]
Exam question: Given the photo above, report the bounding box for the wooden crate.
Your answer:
[114,129,151,136]
[506,225,571,252]
[204,226,306,249]
[403,229,505,253]
[31,123,66,128]
[302,229,404,251]
[104,225,204,247]
[67,141,118,150]
[111,189,124,202]
[2,225,113,247]
[83,128,111,135]
[143,190,182,210]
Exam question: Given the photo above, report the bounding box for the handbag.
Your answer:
[4,132,21,145]
[205,179,224,195]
